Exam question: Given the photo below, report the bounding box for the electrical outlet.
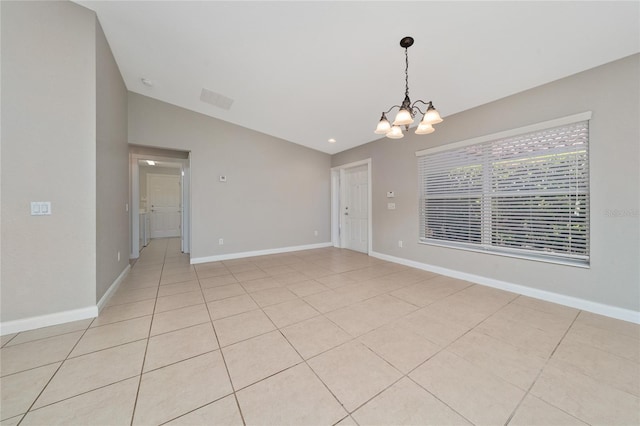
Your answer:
[398,240,403,248]
[219,238,224,245]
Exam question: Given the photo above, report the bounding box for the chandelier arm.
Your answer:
[411,99,433,109]
[383,105,402,115]
[412,106,426,116]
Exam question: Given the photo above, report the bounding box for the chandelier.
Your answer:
[374,37,443,139]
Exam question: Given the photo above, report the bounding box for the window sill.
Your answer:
[418,239,590,269]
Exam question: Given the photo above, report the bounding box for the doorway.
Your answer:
[130,152,191,259]
[331,159,372,254]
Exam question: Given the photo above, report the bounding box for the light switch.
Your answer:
[219,175,227,183]
[387,191,395,198]
[387,202,396,210]
[31,201,52,216]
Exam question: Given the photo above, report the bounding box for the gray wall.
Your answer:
[128,93,332,260]
[333,54,640,312]
[1,1,130,325]
[1,1,97,321]
[96,19,129,303]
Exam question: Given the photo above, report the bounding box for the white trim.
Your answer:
[330,158,371,171]
[97,265,130,312]
[370,251,640,325]
[416,111,593,156]
[0,306,99,336]
[181,153,191,254]
[330,169,341,248]
[190,242,333,264]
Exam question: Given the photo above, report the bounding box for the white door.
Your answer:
[342,165,368,253]
[148,174,181,238]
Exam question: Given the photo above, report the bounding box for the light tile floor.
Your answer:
[1,238,639,425]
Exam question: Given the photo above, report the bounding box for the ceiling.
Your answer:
[77,1,639,154]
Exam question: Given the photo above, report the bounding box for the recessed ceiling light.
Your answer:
[141,78,153,87]
[328,138,336,143]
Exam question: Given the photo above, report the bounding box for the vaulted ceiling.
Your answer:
[77,1,639,154]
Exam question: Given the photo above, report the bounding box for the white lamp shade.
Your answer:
[386,126,404,139]
[393,108,413,126]
[374,118,391,134]
[415,122,435,135]
[422,107,443,125]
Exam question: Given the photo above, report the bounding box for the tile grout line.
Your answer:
[15,314,98,426]
[190,250,402,408]
[245,293,353,423]
[192,261,248,426]
[129,237,167,426]
[502,309,583,426]
[365,291,527,425]
[261,276,475,425]
[194,253,383,421]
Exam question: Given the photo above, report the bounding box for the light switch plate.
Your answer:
[31,201,52,216]
[387,202,396,210]
[387,191,395,198]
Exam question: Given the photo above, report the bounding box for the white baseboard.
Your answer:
[97,265,131,312]
[370,251,640,325]
[191,242,334,264]
[0,265,131,336]
[0,305,99,336]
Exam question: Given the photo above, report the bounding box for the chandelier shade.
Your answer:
[374,113,392,134]
[415,122,435,135]
[386,126,404,139]
[393,108,413,126]
[422,104,443,125]
[374,36,443,139]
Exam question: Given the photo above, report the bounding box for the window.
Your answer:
[417,113,591,266]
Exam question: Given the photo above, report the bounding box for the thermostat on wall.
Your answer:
[219,175,227,182]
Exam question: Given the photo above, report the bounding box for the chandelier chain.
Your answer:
[404,47,410,98]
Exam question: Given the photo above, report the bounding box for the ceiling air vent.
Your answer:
[200,88,234,110]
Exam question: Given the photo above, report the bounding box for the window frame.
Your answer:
[416,112,592,268]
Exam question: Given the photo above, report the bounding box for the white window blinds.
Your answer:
[418,118,590,265]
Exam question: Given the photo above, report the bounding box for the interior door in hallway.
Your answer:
[148,173,181,238]
[343,164,368,253]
